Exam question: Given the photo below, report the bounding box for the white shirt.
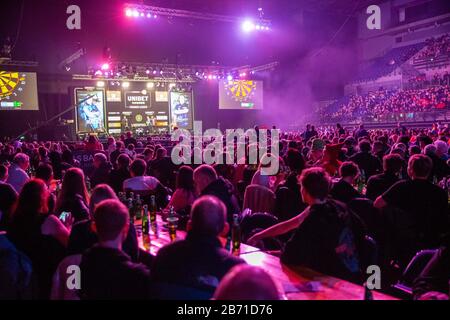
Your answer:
[123,176,159,192]
[6,165,29,193]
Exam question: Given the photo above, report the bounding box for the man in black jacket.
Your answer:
[194,165,240,222]
[365,154,403,201]
[79,200,150,300]
[150,196,245,295]
[90,153,112,188]
[349,140,382,179]
[330,161,363,204]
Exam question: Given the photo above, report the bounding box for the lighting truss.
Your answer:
[0,59,39,67]
[124,3,271,25]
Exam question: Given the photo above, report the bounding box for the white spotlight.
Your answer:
[122,82,130,88]
[147,82,155,89]
[96,81,105,88]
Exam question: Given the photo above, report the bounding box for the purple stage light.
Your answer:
[101,63,110,71]
[227,75,233,81]
[94,70,103,76]
[133,10,139,18]
[140,12,145,17]
[153,14,158,19]
[153,70,157,75]
[147,13,152,18]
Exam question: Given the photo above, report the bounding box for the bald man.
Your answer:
[150,196,245,296]
[214,265,283,300]
[193,165,240,223]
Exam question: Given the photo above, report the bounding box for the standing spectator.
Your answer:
[110,141,125,169]
[0,164,18,231]
[124,131,137,147]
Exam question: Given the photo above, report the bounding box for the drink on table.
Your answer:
[231,214,241,256]
[150,195,159,238]
[127,198,134,224]
[167,206,178,242]
[135,194,143,220]
[142,204,151,250]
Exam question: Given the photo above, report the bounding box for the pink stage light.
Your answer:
[101,63,110,71]
[207,75,213,80]
[132,10,139,17]
[153,15,157,18]
[147,13,152,18]
[125,9,132,17]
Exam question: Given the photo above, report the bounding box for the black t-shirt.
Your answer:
[365,172,399,201]
[382,179,449,248]
[330,179,363,204]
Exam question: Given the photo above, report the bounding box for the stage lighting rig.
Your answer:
[123,3,271,29]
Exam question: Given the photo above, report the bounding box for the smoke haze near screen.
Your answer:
[0,72,39,111]
[219,80,263,110]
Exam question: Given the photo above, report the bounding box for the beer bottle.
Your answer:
[127,198,134,224]
[135,194,143,220]
[142,205,151,250]
[167,206,178,242]
[231,214,241,256]
[150,195,158,238]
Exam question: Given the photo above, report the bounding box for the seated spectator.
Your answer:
[8,179,69,299]
[123,159,160,192]
[213,265,283,300]
[60,149,79,171]
[374,154,448,264]
[124,131,137,147]
[68,184,139,262]
[7,153,30,193]
[150,196,245,294]
[0,225,34,299]
[193,165,240,223]
[90,153,112,188]
[55,168,90,223]
[35,163,57,214]
[79,199,150,299]
[0,164,18,231]
[330,161,363,204]
[366,154,403,201]
[413,234,450,300]
[349,140,382,179]
[148,147,176,189]
[249,168,365,283]
[125,143,136,159]
[85,135,102,152]
[166,166,195,214]
[108,154,131,194]
[110,141,125,169]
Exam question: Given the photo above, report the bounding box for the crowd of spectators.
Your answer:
[0,124,449,300]
[322,81,450,122]
[417,34,450,60]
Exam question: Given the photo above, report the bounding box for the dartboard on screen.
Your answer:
[0,71,39,111]
[0,72,26,99]
[224,80,257,102]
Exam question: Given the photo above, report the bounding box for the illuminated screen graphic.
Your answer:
[75,89,106,133]
[0,72,39,110]
[219,80,263,110]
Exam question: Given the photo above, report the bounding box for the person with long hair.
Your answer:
[55,168,89,223]
[8,179,69,299]
[166,166,196,213]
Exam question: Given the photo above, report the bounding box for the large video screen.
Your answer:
[106,86,170,135]
[169,91,194,130]
[219,80,263,110]
[0,72,39,111]
[75,89,107,133]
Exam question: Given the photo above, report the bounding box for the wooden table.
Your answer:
[136,217,398,300]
